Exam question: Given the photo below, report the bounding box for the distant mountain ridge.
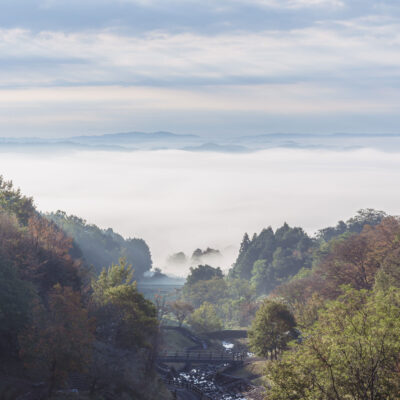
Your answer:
[1,131,400,153]
[71,131,199,143]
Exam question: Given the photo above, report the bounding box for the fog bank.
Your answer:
[0,148,399,275]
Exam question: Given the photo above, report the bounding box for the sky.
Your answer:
[1,1,400,275]
[0,148,399,274]
[1,0,400,136]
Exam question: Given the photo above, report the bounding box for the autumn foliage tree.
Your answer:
[19,284,94,396]
[0,177,164,398]
[0,255,35,354]
[168,300,194,327]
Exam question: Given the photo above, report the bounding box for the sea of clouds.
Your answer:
[1,147,399,275]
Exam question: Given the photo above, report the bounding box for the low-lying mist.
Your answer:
[1,148,399,275]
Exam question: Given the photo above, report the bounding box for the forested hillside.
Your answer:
[247,212,400,399]
[0,177,167,400]
[230,209,387,296]
[2,171,398,399]
[46,211,152,279]
[230,224,313,295]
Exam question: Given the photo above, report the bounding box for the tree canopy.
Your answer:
[186,264,223,286]
[266,286,400,400]
[230,223,313,295]
[46,210,152,278]
[248,300,296,358]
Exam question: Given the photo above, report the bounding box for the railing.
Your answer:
[157,350,246,363]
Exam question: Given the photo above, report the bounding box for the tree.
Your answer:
[0,256,36,355]
[167,252,188,265]
[230,224,313,290]
[227,278,255,302]
[105,284,158,349]
[248,300,296,358]
[317,208,387,242]
[189,302,223,333]
[92,258,135,304]
[316,217,400,298]
[0,176,35,225]
[186,264,223,286]
[251,259,270,294]
[19,285,94,396]
[91,258,158,348]
[27,215,83,294]
[154,293,169,324]
[46,210,153,278]
[265,287,400,400]
[239,233,250,255]
[169,300,194,327]
[183,278,228,308]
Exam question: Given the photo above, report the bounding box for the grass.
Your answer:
[230,360,267,382]
[160,329,197,352]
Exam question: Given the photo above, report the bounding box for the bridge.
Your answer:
[157,350,247,364]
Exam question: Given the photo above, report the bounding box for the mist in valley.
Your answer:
[1,147,399,276]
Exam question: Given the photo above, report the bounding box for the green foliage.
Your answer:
[231,223,313,295]
[46,210,152,278]
[186,264,223,286]
[105,284,158,348]
[227,278,255,302]
[248,300,296,358]
[0,176,35,225]
[92,258,135,303]
[183,278,228,308]
[266,286,400,400]
[189,302,223,333]
[92,258,158,348]
[317,208,387,242]
[181,266,256,327]
[0,178,162,397]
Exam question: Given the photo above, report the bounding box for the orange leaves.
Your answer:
[274,217,400,327]
[320,217,400,297]
[28,216,73,259]
[18,285,94,392]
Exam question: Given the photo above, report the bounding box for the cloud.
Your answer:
[0,1,400,135]
[1,147,400,274]
[1,17,400,88]
[233,0,345,9]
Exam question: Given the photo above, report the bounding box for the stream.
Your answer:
[172,365,248,400]
[168,341,250,400]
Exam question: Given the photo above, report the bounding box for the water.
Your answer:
[173,366,248,400]
[222,341,234,350]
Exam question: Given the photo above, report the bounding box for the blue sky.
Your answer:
[1,0,400,137]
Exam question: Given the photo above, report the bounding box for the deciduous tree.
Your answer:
[169,300,194,327]
[189,302,223,334]
[19,284,94,396]
[248,300,296,358]
[266,287,400,400]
